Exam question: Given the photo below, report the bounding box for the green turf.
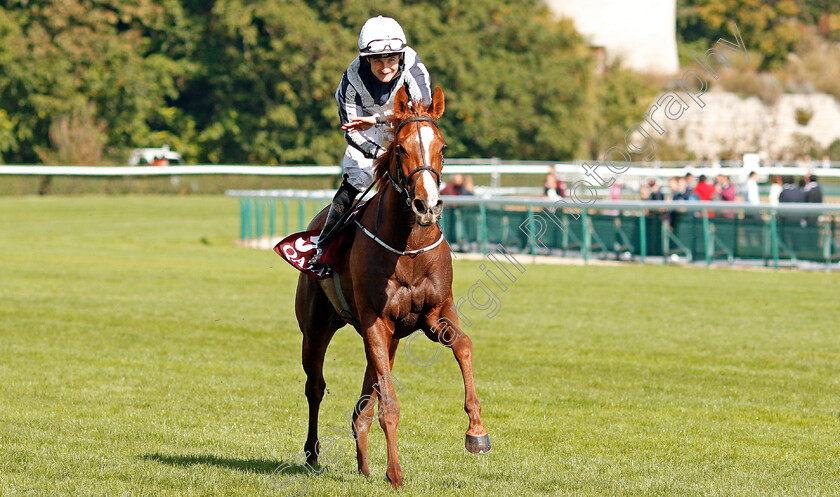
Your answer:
[1,195,839,496]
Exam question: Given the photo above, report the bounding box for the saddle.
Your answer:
[273,201,366,279]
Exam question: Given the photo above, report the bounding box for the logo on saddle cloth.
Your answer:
[274,230,333,279]
[273,203,364,280]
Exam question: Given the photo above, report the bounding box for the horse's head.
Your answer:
[388,86,446,227]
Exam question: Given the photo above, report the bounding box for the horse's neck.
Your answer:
[374,183,437,249]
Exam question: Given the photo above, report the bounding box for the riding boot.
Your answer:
[310,176,360,266]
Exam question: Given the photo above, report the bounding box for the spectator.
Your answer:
[667,176,688,229]
[647,179,664,200]
[684,172,696,198]
[779,176,807,227]
[694,174,715,201]
[779,176,806,203]
[604,181,622,216]
[713,174,736,218]
[804,174,823,203]
[462,174,475,195]
[744,171,760,205]
[639,183,650,200]
[441,174,472,196]
[716,175,736,201]
[821,155,831,169]
[669,176,685,201]
[609,181,622,202]
[803,173,823,228]
[768,175,783,206]
[542,172,565,199]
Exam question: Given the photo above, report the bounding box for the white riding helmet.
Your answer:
[358,16,407,57]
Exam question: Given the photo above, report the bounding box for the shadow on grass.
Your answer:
[142,453,316,475]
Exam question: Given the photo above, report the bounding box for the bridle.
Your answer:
[351,114,446,257]
[387,116,443,207]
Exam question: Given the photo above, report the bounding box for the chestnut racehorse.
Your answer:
[294,86,491,488]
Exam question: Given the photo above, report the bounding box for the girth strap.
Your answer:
[332,270,360,328]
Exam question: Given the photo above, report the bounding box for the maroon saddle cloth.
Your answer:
[273,202,365,279]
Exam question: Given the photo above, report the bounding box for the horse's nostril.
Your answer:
[412,199,427,214]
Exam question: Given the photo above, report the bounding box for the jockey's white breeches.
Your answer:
[341,126,387,191]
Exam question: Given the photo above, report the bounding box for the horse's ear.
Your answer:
[428,86,445,120]
[394,86,410,115]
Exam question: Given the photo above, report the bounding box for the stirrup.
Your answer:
[308,246,326,267]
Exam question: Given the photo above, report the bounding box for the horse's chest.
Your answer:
[387,276,443,326]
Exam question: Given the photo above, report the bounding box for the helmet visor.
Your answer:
[360,38,406,55]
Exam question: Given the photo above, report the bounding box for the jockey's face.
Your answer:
[368,54,401,83]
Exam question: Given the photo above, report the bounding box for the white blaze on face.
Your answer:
[417,126,439,207]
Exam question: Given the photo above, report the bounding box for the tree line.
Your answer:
[4,0,835,166]
[0,0,652,165]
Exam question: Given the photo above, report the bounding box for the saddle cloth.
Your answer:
[273,202,365,279]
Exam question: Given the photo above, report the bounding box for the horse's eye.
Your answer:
[396,145,405,155]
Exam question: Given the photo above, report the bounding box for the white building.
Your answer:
[544,0,679,75]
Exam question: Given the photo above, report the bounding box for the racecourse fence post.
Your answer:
[248,198,256,243]
[702,210,712,267]
[639,210,646,264]
[822,220,833,272]
[490,156,501,188]
[770,212,780,269]
[479,203,488,255]
[526,206,537,256]
[255,199,264,242]
[561,213,570,257]
[762,215,771,267]
[582,208,590,264]
[455,208,465,250]
[282,198,290,236]
[662,218,670,264]
[298,199,306,232]
[269,200,276,242]
[833,218,838,272]
[239,198,249,242]
[833,218,839,272]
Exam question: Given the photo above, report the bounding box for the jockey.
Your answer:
[310,15,433,266]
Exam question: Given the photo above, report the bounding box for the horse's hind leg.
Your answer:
[301,329,337,465]
[351,365,377,476]
[351,338,398,476]
[296,275,342,465]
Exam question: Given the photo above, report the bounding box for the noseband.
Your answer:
[387,116,442,207]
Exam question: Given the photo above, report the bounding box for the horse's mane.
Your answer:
[372,101,436,186]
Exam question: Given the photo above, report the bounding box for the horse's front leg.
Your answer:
[352,338,399,476]
[425,302,491,454]
[361,317,403,488]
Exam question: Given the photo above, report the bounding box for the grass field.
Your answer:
[1,195,839,496]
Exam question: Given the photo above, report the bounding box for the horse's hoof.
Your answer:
[465,433,492,454]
